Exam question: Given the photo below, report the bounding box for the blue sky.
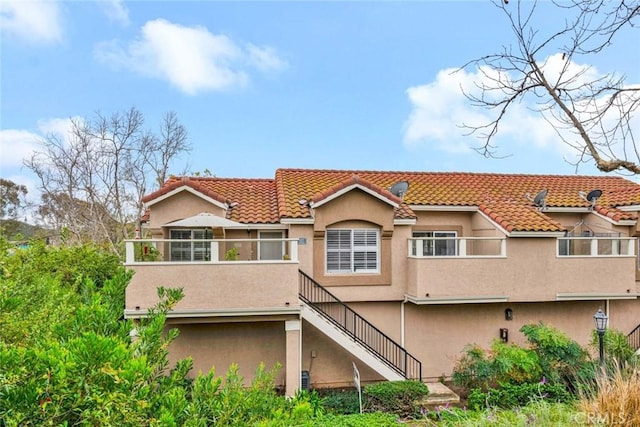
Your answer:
[1,1,639,201]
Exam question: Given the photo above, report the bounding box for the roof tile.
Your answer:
[142,169,640,232]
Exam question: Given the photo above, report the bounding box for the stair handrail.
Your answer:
[628,324,640,350]
[299,270,422,381]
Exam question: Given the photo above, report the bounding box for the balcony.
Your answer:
[557,236,635,257]
[406,236,636,304]
[408,236,506,258]
[124,238,300,316]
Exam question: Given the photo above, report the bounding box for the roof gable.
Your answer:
[310,174,403,209]
[144,176,280,224]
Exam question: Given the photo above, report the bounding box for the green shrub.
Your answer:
[364,380,429,418]
[467,382,573,411]
[318,388,362,415]
[318,412,399,426]
[491,341,542,385]
[452,344,495,390]
[521,322,594,390]
[590,328,638,368]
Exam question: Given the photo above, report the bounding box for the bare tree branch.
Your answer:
[461,0,640,174]
[23,108,192,251]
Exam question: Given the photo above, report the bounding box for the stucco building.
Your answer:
[125,169,640,395]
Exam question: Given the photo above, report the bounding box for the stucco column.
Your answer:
[285,319,301,396]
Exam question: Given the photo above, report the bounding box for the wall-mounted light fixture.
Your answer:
[505,308,513,321]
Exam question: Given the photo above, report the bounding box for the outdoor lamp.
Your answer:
[593,308,608,365]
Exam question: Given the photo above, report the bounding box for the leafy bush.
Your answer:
[318,387,362,415]
[317,412,399,426]
[491,341,542,385]
[452,344,495,390]
[364,380,429,418]
[590,328,638,368]
[467,382,573,410]
[521,322,594,391]
[1,239,122,289]
[452,341,542,390]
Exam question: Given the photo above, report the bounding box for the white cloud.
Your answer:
[0,130,42,169]
[0,0,63,45]
[246,44,288,72]
[99,0,129,26]
[94,19,287,95]
[0,118,77,171]
[37,117,78,144]
[403,54,637,162]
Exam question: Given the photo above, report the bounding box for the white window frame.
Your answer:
[326,228,379,274]
[412,231,458,256]
[170,228,213,261]
[258,231,285,260]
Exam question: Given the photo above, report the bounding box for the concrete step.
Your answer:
[419,382,460,408]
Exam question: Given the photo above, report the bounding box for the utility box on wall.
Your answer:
[301,370,310,391]
[499,328,509,343]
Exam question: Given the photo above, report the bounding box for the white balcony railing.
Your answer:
[124,238,299,264]
[557,237,636,257]
[408,237,506,258]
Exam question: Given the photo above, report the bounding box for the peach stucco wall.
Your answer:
[167,321,288,387]
[409,300,640,379]
[126,263,299,311]
[312,190,394,286]
[301,320,385,388]
[406,237,636,302]
[147,190,226,235]
[342,299,640,380]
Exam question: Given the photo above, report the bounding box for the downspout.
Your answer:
[401,297,407,347]
[606,299,610,324]
[299,312,303,391]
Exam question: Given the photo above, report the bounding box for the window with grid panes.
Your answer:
[412,231,457,256]
[326,229,379,273]
[170,229,213,261]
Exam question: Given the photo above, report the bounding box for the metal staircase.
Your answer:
[299,270,422,381]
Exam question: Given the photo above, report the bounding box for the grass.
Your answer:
[578,364,640,426]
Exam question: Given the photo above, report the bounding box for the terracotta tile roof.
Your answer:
[275,169,639,231]
[143,169,640,232]
[144,176,280,224]
[593,205,637,222]
[479,201,564,233]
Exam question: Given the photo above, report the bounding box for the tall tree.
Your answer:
[24,108,191,251]
[461,0,639,173]
[0,178,27,220]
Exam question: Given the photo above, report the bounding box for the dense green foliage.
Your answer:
[318,412,399,426]
[520,323,594,391]
[318,387,362,414]
[589,328,638,368]
[467,382,573,411]
[453,323,594,396]
[318,380,429,419]
[452,340,543,391]
[364,380,429,418]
